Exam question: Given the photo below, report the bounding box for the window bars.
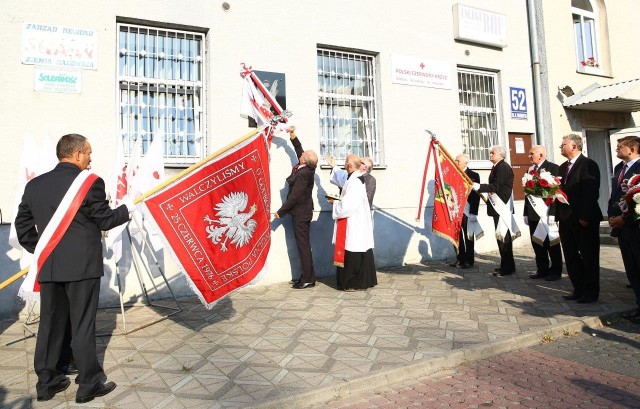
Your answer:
[458,69,501,162]
[317,48,380,164]
[117,24,205,165]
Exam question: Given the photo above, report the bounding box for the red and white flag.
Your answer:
[130,137,165,251]
[106,136,131,263]
[430,141,472,249]
[10,133,58,269]
[142,130,271,308]
[241,74,273,127]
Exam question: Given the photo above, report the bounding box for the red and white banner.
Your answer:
[416,136,472,249]
[142,130,271,308]
[431,143,471,248]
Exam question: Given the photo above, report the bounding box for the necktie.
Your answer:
[291,164,300,175]
[533,164,538,172]
[562,162,571,184]
[617,163,628,186]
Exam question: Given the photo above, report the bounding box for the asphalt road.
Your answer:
[316,315,640,409]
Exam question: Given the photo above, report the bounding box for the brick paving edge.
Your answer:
[249,314,620,409]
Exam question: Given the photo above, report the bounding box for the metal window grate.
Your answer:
[317,48,380,164]
[458,68,501,162]
[117,24,205,165]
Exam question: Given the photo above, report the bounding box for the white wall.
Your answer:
[1,1,537,318]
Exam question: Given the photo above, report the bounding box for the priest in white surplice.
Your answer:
[329,154,377,291]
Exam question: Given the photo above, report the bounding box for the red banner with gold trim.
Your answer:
[431,142,472,249]
[142,131,271,308]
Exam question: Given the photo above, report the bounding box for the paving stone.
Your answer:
[1,246,637,407]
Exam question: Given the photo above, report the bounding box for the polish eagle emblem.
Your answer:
[203,192,258,251]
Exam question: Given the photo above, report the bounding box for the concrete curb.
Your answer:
[249,314,611,409]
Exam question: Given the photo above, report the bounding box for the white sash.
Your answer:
[526,195,560,246]
[18,170,93,301]
[488,193,521,242]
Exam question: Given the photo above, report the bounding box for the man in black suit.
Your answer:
[555,134,602,303]
[15,134,132,402]
[524,145,563,281]
[360,157,376,210]
[473,145,517,276]
[275,126,318,289]
[450,153,480,269]
[607,135,640,322]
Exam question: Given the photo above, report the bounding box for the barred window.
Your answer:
[117,23,205,165]
[317,48,380,164]
[458,68,501,162]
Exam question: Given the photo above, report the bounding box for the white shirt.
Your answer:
[332,171,375,252]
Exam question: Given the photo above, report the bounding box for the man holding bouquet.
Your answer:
[608,135,640,322]
[523,145,563,281]
[555,134,602,303]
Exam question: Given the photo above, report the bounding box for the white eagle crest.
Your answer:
[203,192,258,252]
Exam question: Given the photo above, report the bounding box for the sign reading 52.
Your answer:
[510,87,527,120]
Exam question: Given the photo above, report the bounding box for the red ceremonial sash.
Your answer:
[33,173,98,291]
[333,217,347,267]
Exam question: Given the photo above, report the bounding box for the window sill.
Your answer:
[576,66,605,76]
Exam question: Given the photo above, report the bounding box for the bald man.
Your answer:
[524,145,562,281]
[275,126,318,289]
[331,154,376,291]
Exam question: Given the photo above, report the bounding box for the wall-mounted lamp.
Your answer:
[559,85,574,97]
[222,2,230,11]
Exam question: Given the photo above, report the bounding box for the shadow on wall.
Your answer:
[0,224,26,324]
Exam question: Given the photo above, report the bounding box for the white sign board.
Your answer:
[35,66,81,94]
[22,22,98,70]
[391,54,452,90]
[453,4,507,48]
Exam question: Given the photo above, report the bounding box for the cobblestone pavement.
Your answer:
[315,317,640,409]
[0,245,637,408]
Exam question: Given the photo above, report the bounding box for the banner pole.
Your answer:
[135,128,261,203]
[0,267,28,291]
[416,140,434,221]
[436,139,488,204]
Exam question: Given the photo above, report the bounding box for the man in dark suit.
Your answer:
[15,134,132,402]
[524,145,563,281]
[360,157,376,210]
[275,126,318,289]
[607,135,640,322]
[450,153,480,269]
[473,145,517,276]
[555,134,602,303]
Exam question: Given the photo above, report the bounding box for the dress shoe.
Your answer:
[449,261,461,267]
[75,381,117,404]
[576,296,598,304]
[292,282,315,289]
[529,273,547,279]
[460,263,473,269]
[628,311,640,324]
[37,377,71,401]
[563,294,581,301]
[290,278,301,285]
[493,271,513,277]
[494,267,501,272]
[545,275,561,281]
[59,361,78,375]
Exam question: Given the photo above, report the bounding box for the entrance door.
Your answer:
[508,133,533,201]
[585,130,611,218]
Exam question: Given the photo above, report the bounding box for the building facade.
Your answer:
[533,0,640,214]
[1,0,551,317]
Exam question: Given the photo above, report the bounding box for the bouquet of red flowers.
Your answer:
[619,173,640,221]
[522,169,568,204]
